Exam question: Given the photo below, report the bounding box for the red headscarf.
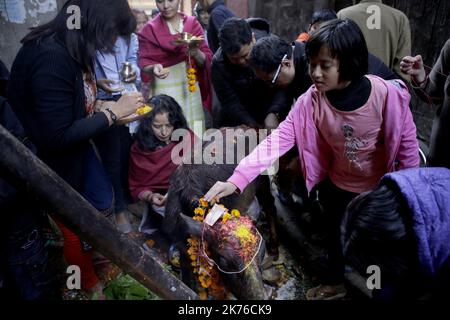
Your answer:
[138,13,213,112]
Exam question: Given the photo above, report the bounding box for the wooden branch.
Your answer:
[0,125,198,300]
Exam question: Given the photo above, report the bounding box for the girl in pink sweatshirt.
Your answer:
[205,19,419,300]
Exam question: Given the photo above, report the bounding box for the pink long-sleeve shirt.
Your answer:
[228,75,420,194]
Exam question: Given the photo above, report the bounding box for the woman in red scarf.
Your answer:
[129,94,195,232]
[138,0,213,137]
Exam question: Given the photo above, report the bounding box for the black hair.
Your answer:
[305,19,368,82]
[194,2,205,15]
[135,94,188,151]
[249,35,293,73]
[218,18,253,55]
[342,182,419,286]
[310,8,337,26]
[22,0,136,72]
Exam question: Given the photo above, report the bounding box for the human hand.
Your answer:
[204,181,237,202]
[111,92,144,119]
[153,64,170,79]
[97,79,124,93]
[188,42,200,55]
[150,193,166,206]
[264,113,279,130]
[400,55,427,84]
[188,43,205,66]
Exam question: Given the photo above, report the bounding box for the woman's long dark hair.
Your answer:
[22,0,136,72]
[135,95,188,152]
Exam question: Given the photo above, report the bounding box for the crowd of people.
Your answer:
[0,0,449,301]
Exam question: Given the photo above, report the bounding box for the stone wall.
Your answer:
[0,0,65,70]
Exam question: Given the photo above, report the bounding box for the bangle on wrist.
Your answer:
[413,74,428,87]
[104,107,117,123]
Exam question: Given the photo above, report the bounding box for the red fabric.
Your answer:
[128,130,197,200]
[54,219,99,290]
[138,13,213,112]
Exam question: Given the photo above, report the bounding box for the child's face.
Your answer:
[151,112,174,144]
[308,44,349,92]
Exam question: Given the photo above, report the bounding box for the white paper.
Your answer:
[203,204,227,227]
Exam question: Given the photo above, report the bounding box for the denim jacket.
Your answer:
[94,34,141,100]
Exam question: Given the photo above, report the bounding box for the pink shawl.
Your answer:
[138,13,213,112]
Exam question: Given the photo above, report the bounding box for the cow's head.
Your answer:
[180,213,268,300]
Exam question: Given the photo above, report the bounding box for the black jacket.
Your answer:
[0,97,36,207]
[207,0,236,53]
[212,18,290,127]
[7,36,109,191]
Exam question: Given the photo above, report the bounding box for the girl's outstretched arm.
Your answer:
[204,108,298,201]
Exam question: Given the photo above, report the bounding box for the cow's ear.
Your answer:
[180,213,216,243]
[180,213,202,238]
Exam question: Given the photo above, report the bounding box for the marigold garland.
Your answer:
[187,198,228,300]
[187,197,260,300]
[187,67,197,93]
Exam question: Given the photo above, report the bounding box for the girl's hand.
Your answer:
[153,64,170,79]
[400,55,427,84]
[150,193,166,206]
[204,181,237,202]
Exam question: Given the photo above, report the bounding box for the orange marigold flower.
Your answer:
[189,86,197,92]
[222,212,231,223]
[188,68,197,74]
[199,291,208,300]
[194,207,205,216]
[199,198,209,208]
[231,209,241,218]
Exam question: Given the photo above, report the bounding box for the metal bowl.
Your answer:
[172,32,204,46]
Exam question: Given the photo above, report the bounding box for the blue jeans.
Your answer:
[1,203,59,300]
